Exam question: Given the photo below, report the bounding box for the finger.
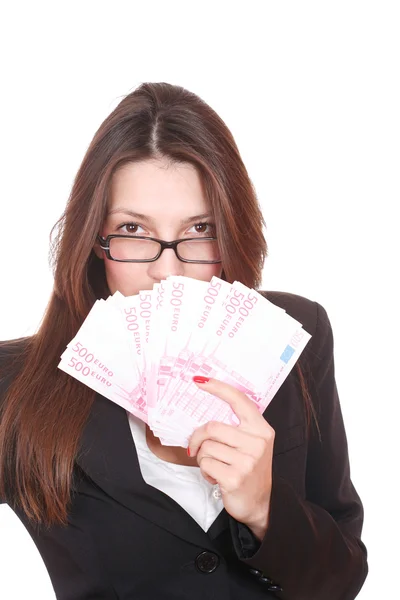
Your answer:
[196,439,243,467]
[198,457,231,490]
[201,472,218,485]
[189,420,262,457]
[192,376,261,426]
[189,421,241,456]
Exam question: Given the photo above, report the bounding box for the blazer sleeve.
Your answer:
[229,301,368,600]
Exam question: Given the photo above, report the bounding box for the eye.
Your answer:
[116,221,215,237]
[188,222,215,235]
[117,222,145,235]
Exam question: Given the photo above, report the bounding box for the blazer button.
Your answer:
[258,575,273,585]
[195,551,220,574]
[249,568,263,577]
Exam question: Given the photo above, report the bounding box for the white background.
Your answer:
[0,1,399,598]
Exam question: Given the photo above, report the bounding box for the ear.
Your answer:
[93,237,104,260]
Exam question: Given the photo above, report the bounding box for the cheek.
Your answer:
[103,262,224,296]
[103,261,148,296]
[183,263,223,282]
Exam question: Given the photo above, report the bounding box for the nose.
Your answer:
[147,246,185,281]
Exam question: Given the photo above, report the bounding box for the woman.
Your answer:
[0,82,368,599]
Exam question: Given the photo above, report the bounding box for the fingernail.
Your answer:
[193,376,210,383]
[187,447,191,456]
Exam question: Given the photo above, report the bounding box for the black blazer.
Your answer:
[0,291,368,600]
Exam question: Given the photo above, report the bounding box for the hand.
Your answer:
[188,377,275,537]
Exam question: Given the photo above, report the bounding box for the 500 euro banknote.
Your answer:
[150,280,311,445]
[58,299,147,422]
[58,277,312,447]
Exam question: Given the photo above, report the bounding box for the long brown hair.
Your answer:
[0,82,318,528]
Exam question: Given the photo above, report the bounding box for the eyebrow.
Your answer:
[106,208,213,226]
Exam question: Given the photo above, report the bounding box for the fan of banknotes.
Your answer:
[58,276,311,447]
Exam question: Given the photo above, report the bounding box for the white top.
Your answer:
[127,411,224,531]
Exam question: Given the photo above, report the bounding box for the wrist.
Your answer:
[244,505,271,541]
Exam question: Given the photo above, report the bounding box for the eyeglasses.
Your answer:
[97,234,222,264]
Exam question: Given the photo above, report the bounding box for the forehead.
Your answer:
[108,159,209,213]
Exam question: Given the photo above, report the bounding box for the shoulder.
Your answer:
[260,290,318,332]
[259,290,334,372]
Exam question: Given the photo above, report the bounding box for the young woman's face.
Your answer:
[95,158,223,296]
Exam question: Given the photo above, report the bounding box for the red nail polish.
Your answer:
[193,376,210,383]
[187,447,191,456]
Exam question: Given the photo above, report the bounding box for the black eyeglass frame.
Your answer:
[96,234,222,264]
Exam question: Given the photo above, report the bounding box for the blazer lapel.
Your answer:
[75,392,229,548]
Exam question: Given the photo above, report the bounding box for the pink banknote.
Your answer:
[58,276,312,447]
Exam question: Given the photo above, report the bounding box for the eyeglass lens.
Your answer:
[109,237,221,262]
